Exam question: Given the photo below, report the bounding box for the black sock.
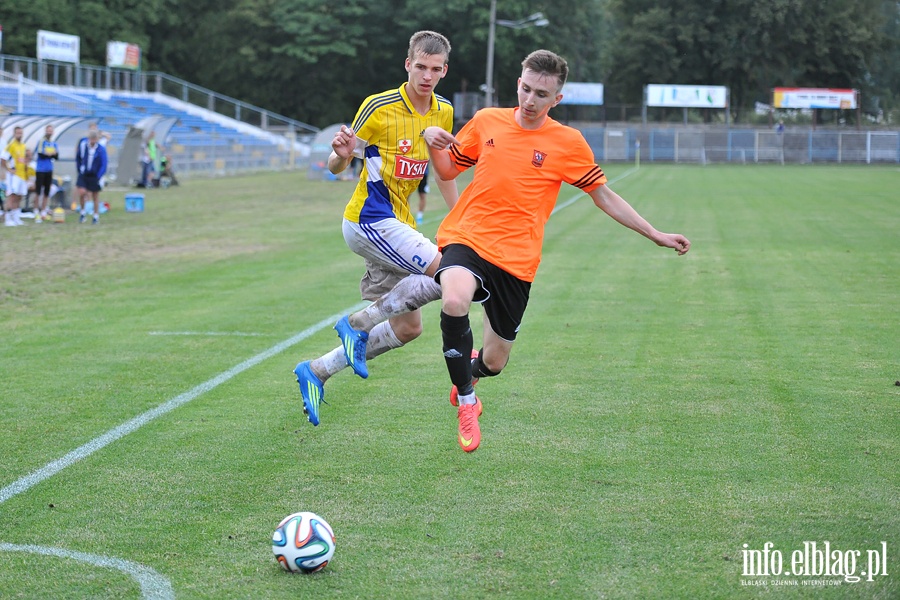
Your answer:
[472,351,501,379]
[441,311,474,396]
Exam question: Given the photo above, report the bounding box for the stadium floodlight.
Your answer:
[484,1,549,108]
[496,13,550,29]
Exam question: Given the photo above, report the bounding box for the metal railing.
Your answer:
[5,54,897,167]
[578,126,900,164]
[0,53,318,139]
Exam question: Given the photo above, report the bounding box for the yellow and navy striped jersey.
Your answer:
[342,83,454,226]
[4,139,28,179]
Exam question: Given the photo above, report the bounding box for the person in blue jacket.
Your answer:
[75,129,108,224]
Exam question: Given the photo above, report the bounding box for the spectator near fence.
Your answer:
[415,162,429,224]
[2,126,29,226]
[0,125,5,215]
[34,124,59,223]
[148,131,162,185]
[75,130,108,225]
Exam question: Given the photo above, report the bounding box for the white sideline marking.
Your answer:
[0,303,368,505]
[0,543,175,600]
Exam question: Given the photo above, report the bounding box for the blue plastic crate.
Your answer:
[125,194,144,212]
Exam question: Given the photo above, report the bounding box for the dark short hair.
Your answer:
[521,50,569,92]
[409,30,451,63]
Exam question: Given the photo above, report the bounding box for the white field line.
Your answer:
[149,331,269,337]
[0,543,175,600]
[0,302,367,505]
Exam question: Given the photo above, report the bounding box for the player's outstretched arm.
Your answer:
[423,126,460,182]
[589,184,691,255]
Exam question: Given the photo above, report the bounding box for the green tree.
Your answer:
[1,0,163,66]
[865,0,900,121]
[604,0,885,122]
[3,0,894,127]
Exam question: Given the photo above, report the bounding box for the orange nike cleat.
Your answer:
[457,400,481,452]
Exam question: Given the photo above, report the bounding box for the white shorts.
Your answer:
[5,174,28,197]
[342,218,439,300]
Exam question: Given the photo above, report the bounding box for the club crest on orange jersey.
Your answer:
[532,149,547,168]
[398,139,412,154]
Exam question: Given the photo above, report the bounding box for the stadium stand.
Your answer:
[1,61,317,186]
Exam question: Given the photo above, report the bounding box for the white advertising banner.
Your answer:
[646,84,728,108]
[772,88,857,110]
[560,82,604,106]
[107,41,141,70]
[37,29,80,63]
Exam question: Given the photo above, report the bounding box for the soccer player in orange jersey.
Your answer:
[424,50,691,452]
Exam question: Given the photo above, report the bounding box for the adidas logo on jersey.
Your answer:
[485,139,495,147]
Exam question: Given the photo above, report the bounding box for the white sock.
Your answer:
[310,321,404,383]
[366,321,404,358]
[351,275,441,331]
[458,392,477,406]
[312,348,348,383]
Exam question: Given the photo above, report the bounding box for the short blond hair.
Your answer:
[409,30,451,63]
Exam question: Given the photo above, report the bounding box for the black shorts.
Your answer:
[435,243,531,342]
[418,171,429,194]
[35,171,54,196]
[77,173,102,193]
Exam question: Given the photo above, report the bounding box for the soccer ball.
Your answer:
[272,511,335,573]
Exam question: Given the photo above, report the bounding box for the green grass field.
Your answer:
[0,164,897,599]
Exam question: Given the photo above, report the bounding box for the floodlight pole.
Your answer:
[484,2,549,108]
[485,0,497,109]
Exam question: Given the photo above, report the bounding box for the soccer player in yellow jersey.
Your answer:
[424,50,691,452]
[2,126,29,226]
[294,31,459,426]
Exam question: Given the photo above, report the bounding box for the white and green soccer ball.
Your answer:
[272,511,335,574]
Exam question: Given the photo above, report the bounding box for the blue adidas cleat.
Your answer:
[294,361,325,426]
[334,315,369,379]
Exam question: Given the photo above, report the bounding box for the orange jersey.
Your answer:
[436,108,607,281]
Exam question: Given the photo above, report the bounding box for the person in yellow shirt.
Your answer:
[2,126,29,226]
[0,125,4,213]
[293,30,459,427]
[425,50,691,452]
